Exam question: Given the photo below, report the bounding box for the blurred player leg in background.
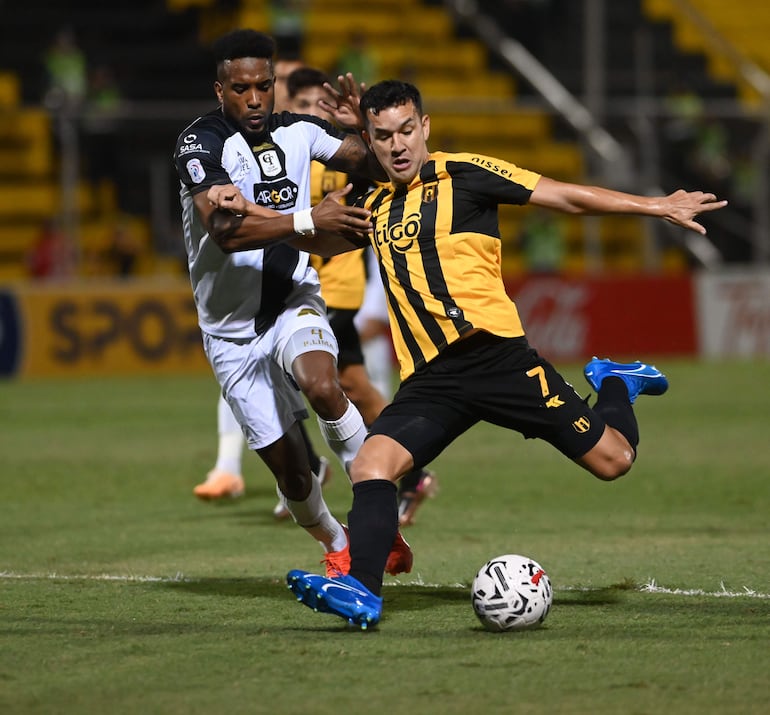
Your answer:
[195,393,332,509]
[193,393,246,500]
[353,248,393,400]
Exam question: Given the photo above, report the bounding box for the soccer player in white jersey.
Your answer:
[194,55,332,505]
[173,30,412,577]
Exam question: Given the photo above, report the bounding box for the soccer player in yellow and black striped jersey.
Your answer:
[290,68,439,525]
[271,78,728,628]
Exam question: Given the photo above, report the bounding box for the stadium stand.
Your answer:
[0,0,754,279]
[644,0,770,105]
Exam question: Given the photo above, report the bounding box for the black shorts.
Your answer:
[328,308,364,368]
[368,332,605,468]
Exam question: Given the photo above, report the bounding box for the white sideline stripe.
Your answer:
[392,575,770,599]
[2,572,769,599]
[639,578,770,599]
[0,571,189,583]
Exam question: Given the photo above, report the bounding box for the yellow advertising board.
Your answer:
[0,280,210,378]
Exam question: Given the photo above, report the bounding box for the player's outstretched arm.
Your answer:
[195,186,292,252]
[530,177,727,234]
[203,184,369,255]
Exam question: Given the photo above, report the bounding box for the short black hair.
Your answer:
[360,80,423,122]
[212,29,275,66]
[286,67,331,99]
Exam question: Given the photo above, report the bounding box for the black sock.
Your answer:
[298,420,321,475]
[348,480,398,596]
[398,467,423,495]
[594,376,639,450]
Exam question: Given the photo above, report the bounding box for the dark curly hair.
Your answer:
[359,80,423,124]
[212,29,275,68]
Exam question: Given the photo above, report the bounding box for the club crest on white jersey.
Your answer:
[258,149,282,177]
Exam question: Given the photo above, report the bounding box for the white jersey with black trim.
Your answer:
[173,109,346,339]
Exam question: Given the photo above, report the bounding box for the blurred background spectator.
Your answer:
[518,209,567,275]
[333,28,379,86]
[268,0,309,59]
[42,26,87,111]
[104,219,141,278]
[26,218,75,280]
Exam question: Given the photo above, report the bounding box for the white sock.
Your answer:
[284,475,347,552]
[317,399,367,475]
[213,395,245,475]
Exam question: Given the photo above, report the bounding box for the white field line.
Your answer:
[639,578,770,599]
[0,571,189,583]
[1,571,768,599]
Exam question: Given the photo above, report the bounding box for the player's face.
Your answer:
[289,85,327,119]
[364,101,430,185]
[215,57,275,136]
[274,59,304,112]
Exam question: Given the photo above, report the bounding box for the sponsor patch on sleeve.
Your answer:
[186,158,206,184]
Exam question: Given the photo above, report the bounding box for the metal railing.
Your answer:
[443,0,770,267]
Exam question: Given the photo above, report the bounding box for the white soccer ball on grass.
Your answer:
[471,554,553,631]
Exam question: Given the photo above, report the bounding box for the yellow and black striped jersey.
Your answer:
[308,161,366,310]
[361,151,541,380]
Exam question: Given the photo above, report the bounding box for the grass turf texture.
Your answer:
[1,360,768,714]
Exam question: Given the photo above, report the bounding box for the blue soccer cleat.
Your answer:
[286,570,383,630]
[583,357,669,404]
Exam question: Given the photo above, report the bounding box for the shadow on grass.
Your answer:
[164,575,288,599]
[165,577,470,615]
[163,578,632,610]
[176,492,296,526]
[553,589,627,607]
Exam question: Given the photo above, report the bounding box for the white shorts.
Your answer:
[203,291,338,450]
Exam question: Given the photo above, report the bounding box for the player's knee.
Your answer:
[591,451,634,481]
[301,373,345,418]
[274,467,313,501]
[348,455,368,483]
[349,439,403,484]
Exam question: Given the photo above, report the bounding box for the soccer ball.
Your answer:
[471,554,553,632]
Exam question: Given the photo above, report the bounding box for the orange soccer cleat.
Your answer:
[193,470,245,501]
[321,526,414,577]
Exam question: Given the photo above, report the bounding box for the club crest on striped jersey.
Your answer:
[422,181,438,204]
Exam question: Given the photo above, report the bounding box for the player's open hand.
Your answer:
[660,189,727,234]
[319,73,367,132]
[311,183,372,238]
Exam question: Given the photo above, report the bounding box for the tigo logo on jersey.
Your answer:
[373,211,421,253]
[186,158,206,184]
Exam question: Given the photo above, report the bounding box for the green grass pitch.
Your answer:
[1,359,769,714]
